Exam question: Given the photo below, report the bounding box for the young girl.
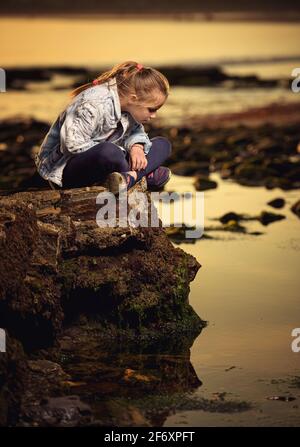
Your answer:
[35,61,172,194]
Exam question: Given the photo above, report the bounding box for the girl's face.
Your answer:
[123,90,167,124]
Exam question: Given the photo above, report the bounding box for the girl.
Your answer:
[35,61,172,194]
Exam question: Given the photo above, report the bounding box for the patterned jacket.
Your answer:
[35,77,152,187]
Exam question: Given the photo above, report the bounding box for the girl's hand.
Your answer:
[130,144,148,171]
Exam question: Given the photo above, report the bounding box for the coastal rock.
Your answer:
[159,122,300,191]
[0,333,27,426]
[233,163,278,186]
[291,200,300,219]
[0,118,49,192]
[0,179,204,426]
[2,118,300,195]
[217,210,285,227]
[194,175,218,191]
[6,65,283,91]
[0,181,203,351]
[219,212,242,224]
[169,161,210,176]
[259,211,286,225]
[267,198,285,209]
[19,395,92,427]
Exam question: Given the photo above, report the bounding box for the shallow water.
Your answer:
[161,174,300,426]
[1,84,299,128]
[1,17,300,68]
[1,17,299,126]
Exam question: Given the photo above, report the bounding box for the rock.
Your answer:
[2,118,300,194]
[219,212,243,224]
[5,67,89,91]
[220,161,239,179]
[0,332,27,426]
[155,66,229,87]
[194,176,218,191]
[259,211,286,226]
[0,181,203,351]
[0,180,205,426]
[20,396,92,427]
[152,122,300,191]
[165,225,204,244]
[291,200,300,219]
[0,118,50,192]
[5,65,283,92]
[28,360,70,379]
[222,221,247,233]
[267,198,285,209]
[233,163,277,186]
[169,161,210,176]
[213,209,286,232]
[0,197,63,350]
[91,400,150,427]
[253,138,283,156]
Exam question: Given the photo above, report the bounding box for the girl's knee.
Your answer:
[151,136,172,157]
[93,142,126,167]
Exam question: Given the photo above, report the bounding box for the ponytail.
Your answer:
[69,61,169,102]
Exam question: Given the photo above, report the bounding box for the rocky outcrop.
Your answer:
[0,180,203,351]
[0,180,204,426]
[5,65,287,92]
[1,116,300,194]
[151,120,300,191]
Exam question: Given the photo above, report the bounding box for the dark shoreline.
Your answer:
[3,64,292,91]
[1,12,300,22]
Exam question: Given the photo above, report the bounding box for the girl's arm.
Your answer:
[123,123,152,155]
[60,100,104,154]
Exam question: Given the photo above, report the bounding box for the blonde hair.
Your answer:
[70,61,170,104]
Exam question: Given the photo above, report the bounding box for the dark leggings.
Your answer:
[62,136,171,188]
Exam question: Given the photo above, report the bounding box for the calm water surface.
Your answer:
[1,18,300,67]
[163,174,300,426]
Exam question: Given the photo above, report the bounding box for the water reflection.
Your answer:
[55,324,203,426]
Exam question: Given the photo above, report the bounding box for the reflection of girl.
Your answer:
[35,61,172,193]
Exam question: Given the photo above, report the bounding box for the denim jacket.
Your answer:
[35,77,152,187]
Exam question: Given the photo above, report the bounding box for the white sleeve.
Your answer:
[60,100,104,154]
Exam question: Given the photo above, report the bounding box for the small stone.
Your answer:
[267,198,285,209]
[259,211,286,225]
[219,212,242,224]
[291,200,300,219]
[194,176,218,191]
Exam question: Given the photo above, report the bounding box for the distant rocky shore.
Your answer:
[150,104,300,191]
[4,65,290,91]
[1,101,300,194]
